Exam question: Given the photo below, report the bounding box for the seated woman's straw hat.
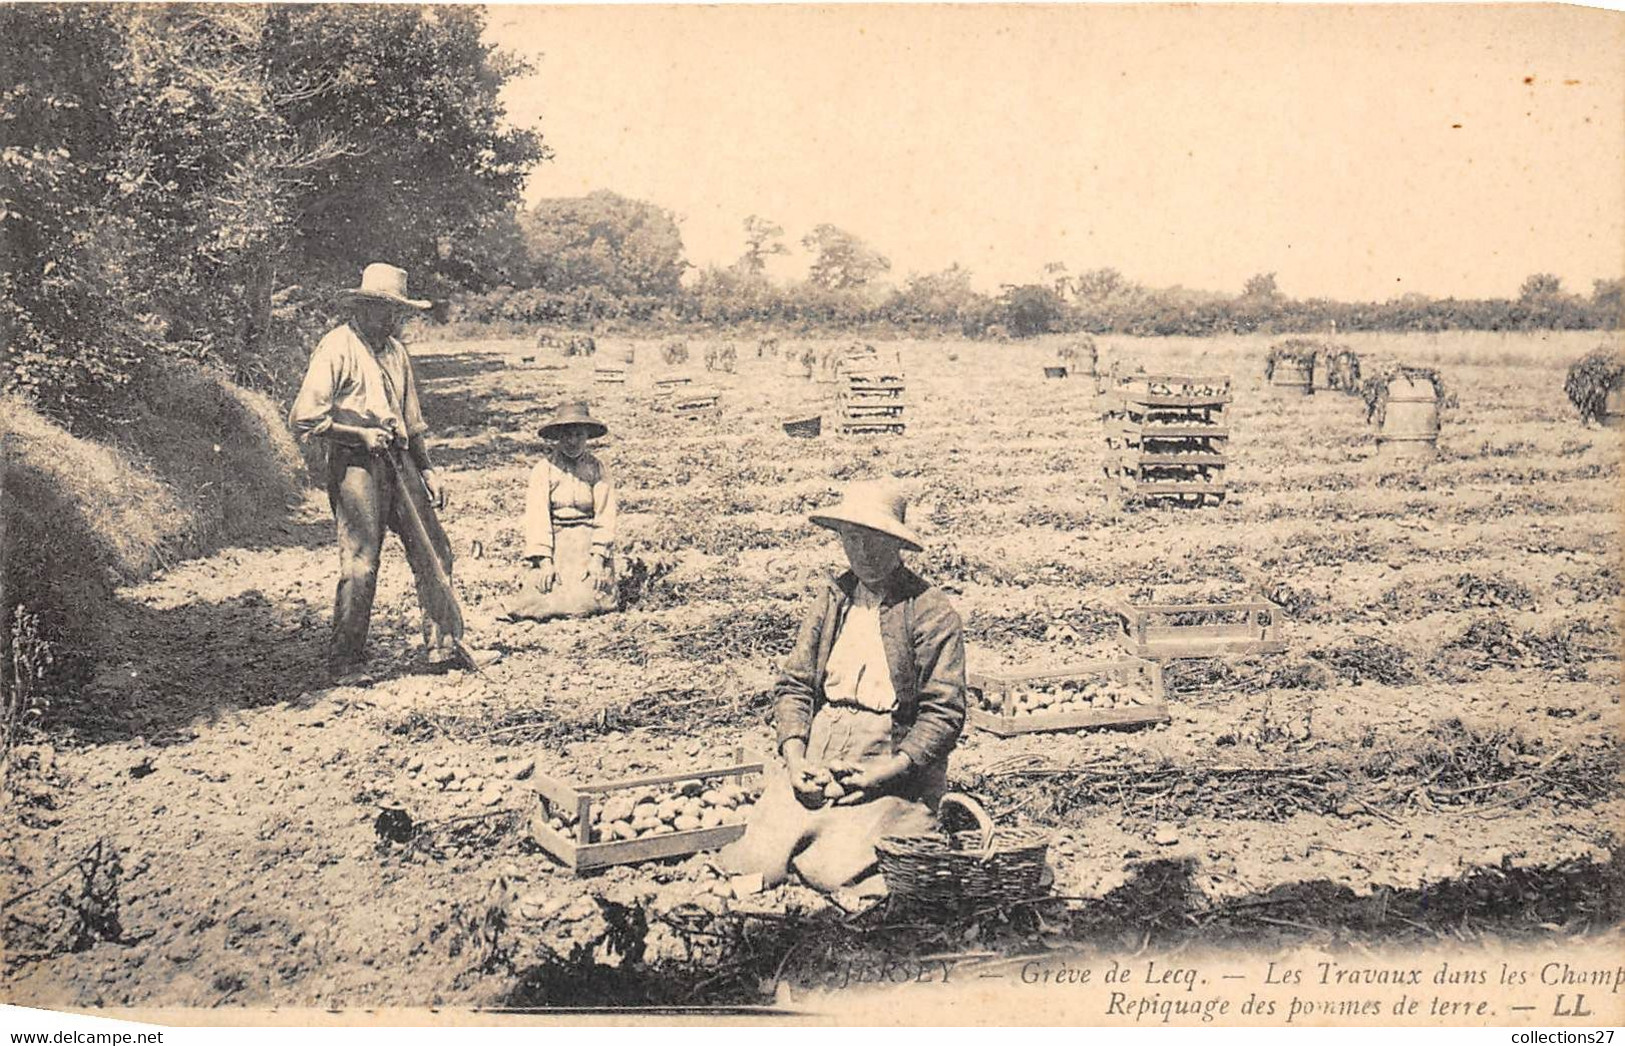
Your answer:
[808,481,923,551]
[539,401,609,440]
[338,263,431,310]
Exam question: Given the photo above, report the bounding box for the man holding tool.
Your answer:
[290,263,485,680]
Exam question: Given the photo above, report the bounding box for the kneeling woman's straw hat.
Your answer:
[339,263,431,311]
[539,401,609,440]
[808,481,923,551]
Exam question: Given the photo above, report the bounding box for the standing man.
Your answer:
[290,263,479,679]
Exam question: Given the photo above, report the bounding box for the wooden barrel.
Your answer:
[1270,360,1312,396]
[1600,385,1625,429]
[1378,373,1440,460]
[1311,354,1333,391]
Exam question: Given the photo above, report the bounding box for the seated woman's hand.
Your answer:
[830,754,912,806]
[588,550,614,596]
[527,556,557,594]
[787,756,831,809]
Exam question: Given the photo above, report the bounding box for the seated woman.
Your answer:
[504,401,618,622]
[721,481,967,899]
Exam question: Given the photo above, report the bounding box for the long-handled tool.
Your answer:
[377,443,487,676]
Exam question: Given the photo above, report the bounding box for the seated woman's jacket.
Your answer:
[774,566,966,790]
[523,448,616,560]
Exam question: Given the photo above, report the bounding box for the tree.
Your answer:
[1042,261,1070,297]
[1,5,545,425]
[1519,273,1564,300]
[801,224,890,290]
[737,215,788,277]
[890,264,985,324]
[1073,267,1133,303]
[1592,278,1623,328]
[1242,272,1283,302]
[522,191,687,299]
[996,283,1070,338]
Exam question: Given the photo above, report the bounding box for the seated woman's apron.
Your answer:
[505,517,617,621]
[720,701,941,894]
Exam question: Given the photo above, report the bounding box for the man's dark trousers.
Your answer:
[326,444,459,666]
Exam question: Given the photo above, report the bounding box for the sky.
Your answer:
[486,5,1625,301]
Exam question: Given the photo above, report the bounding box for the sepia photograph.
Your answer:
[1,0,1622,1029]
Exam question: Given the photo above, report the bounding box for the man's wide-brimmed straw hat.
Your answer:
[809,481,924,551]
[338,263,431,311]
[539,401,609,440]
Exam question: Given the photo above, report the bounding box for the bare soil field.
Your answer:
[4,330,1621,1010]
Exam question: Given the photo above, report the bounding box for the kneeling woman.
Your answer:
[505,401,618,621]
[722,482,967,897]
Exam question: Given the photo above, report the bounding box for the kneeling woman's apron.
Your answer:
[720,701,941,894]
[505,520,617,621]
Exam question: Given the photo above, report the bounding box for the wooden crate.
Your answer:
[653,376,693,395]
[839,421,906,435]
[1113,599,1286,659]
[673,390,720,419]
[1107,417,1230,441]
[594,367,627,385]
[528,758,764,873]
[841,403,906,419]
[1111,374,1233,405]
[844,379,906,395]
[968,658,1168,736]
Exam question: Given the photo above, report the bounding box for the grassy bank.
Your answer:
[2,359,307,718]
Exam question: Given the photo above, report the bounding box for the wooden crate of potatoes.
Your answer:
[967,658,1169,736]
[673,388,721,419]
[1103,373,1231,505]
[1113,598,1286,659]
[529,756,765,873]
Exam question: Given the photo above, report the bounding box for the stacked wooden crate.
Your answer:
[838,347,906,435]
[672,386,721,421]
[1104,373,1230,505]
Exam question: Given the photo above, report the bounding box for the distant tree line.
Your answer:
[1,5,542,431]
[453,203,1623,338]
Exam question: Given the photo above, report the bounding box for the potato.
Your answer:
[677,779,704,796]
[681,796,704,818]
[699,807,724,829]
[548,816,564,831]
[651,822,675,835]
[611,821,637,842]
[656,799,682,823]
[602,796,635,822]
[674,814,702,832]
[823,780,846,800]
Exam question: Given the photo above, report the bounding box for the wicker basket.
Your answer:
[876,793,1051,910]
[783,414,822,438]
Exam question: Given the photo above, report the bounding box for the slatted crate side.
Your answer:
[968,658,1166,710]
[839,422,906,435]
[529,759,764,872]
[1114,374,1233,394]
[1113,599,1286,658]
[967,703,1171,736]
[966,658,1169,736]
[1111,418,1231,440]
[1115,450,1229,467]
